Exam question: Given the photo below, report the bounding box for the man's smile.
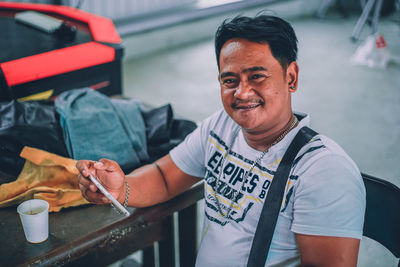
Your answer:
[231,100,264,110]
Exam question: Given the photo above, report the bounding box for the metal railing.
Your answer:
[7,0,197,20]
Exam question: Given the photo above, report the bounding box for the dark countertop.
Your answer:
[0,182,204,267]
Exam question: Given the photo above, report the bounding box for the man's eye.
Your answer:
[250,74,265,80]
[222,78,236,84]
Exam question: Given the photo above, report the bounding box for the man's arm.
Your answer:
[77,154,201,208]
[296,234,360,267]
[121,154,201,207]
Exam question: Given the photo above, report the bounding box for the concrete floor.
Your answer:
[117,3,400,267]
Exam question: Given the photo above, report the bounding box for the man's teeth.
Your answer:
[238,103,260,109]
[247,104,259,108]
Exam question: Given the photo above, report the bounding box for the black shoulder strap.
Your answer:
[247,126,318,267]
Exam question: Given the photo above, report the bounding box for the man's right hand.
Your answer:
[76,159,125,205]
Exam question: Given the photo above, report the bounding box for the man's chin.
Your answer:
[231,113,259,130]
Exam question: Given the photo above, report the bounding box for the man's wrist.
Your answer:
[123,181,130,207]
[118,179,129,206]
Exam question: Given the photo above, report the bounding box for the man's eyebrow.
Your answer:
[243,66,267,72]
[220,72,237,79]
[220,66,267,79]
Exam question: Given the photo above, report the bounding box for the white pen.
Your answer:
[89,173,131,217]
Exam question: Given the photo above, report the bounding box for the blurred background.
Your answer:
[4,0,400,266]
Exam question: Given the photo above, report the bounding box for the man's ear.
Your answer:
[286,61,299,92]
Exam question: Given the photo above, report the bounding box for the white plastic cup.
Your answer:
[17,199,49,243]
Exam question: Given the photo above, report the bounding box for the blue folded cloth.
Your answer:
[55,88,148,170]
[110,98,148,161]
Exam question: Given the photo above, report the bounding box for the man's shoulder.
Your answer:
[201,109,236,133]
[207,108,231,123]
[292,132,362,188]
[290,112,357,173]
[297,133,357,166]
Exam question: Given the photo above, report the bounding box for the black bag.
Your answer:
[142,104,197,161]
[0,100,196,182]
[0,100,68,183]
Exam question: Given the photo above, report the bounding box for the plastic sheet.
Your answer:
[0,100,68,183]
[351,32,390,69]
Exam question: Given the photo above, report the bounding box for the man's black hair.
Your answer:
[215,15,298,70]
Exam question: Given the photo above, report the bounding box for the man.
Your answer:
[77,15,365,266]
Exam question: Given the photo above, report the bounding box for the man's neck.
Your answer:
[242,115,297,151]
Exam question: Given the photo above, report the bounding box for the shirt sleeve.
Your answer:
[169,116,211,178]
[291,154,366,239]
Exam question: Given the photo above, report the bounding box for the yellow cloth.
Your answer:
[0,146,89,212]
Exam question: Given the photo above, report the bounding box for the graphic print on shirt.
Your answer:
[205,131,287,226]
[205,130,325,226]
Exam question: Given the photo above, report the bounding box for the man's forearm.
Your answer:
[119,155,200,208]
[118,163,170,208]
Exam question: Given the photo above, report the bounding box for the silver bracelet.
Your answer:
[123,181,129,207]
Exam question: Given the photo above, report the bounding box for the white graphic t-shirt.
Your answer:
[170,109,366,267]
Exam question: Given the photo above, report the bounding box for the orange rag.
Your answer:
[0,146,89,212]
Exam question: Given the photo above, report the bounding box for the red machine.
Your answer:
[0,2,124,101]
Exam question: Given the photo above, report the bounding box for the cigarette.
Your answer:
[89,174,130,217]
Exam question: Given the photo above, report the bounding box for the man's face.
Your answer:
[218,38,298,134]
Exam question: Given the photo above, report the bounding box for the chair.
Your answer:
[350,0,384,41]
[362,173,400,267]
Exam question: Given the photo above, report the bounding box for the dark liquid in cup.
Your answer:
[25,208,45,215]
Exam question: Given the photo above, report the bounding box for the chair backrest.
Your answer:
[362,173,400,266]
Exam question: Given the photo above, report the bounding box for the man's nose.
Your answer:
[234,80,253,98]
